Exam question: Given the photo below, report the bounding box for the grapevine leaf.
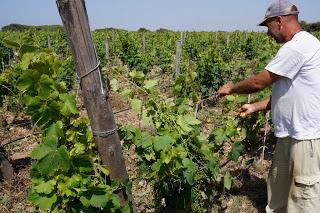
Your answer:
[176,116,192,133]
[90,192,109,208]
[45,121,64,139]
[110,79,119,91]
[72,155,94,173]
[20,52,34,70]
[37,74,54,99]
[160,151,171,164]
[228,142,244,161]
[226,95,235,102]
[36,146,71,175]
[17,70,40,92]
[140,133,153,148]
[34,179,56,195]
[131,98,142,115]
[129,69,145,80]
[59,93,78,117]
[80,195,91,208]
[183,169,195,185]
[224,171,232,190]
[30,135,58,160]
[122,205,131,213]
[96,164,110,176]
[143,79,158,90]
[183,114,201,125]
[213,128,228,144]
[153,135,174,152]
[151,160,161,172]
[28,191,57,210]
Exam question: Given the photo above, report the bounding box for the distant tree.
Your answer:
[1,24,29,31]
[156,28,172,33]
[1,24,63,31]
[300,21,320,32]
[137,27,150,33]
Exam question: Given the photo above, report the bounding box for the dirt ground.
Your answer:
[0,92,276,213]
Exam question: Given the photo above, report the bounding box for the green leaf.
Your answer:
[28,191,57,210]
[226,95,235,102]
[72,155,94,173]
[153,135,174,152]
[59,93,78,117]
[30,135,58,160]
[45,121,64,139]
[80,195,91,208]
[213,128,228,144]
[122,205,131,213]
[228,142,244,161]
[176,115,193,133]
[35,146,71,175]
[20,52,34,70]
[151,161,161,172]
[90,192,109,208]
[141,111,153,127]
[140,133,153,148]
[160,151,171,164]
[37,74,54,99]
[131,98,142,115]
[129,69,145,80]
[96,164,109,176]
[183,169,195,185]
[183,114,201,125]
[110,79,119,91]
[17,69,40,92]
[34,179,56,194]
[224,171,232,190]
[143,79,158,90]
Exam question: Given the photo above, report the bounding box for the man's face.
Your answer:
[265,17,286,43]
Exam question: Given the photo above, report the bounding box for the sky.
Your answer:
[0,0,319,32]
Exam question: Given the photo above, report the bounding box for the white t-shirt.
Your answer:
[265,31,320,140]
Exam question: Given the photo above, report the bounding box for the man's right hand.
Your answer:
[239,104,256,117]
[216,83,234,97]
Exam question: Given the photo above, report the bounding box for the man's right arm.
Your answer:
[240,96,271,117]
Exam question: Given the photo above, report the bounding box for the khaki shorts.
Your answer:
[266,137,320,213]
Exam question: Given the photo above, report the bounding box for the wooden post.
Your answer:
[142,34,146,54]
[112,30,115,51]
[180,31,184,44]
[0,152,14,180]
[47,34,52,49]
[105,34,109,61]
[2,58,4,72]
[56,0,129,204]
[8,52,11,66]
[226,32,230,47]
[175,40,181,78]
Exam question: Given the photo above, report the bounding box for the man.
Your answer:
[217,1,320,212]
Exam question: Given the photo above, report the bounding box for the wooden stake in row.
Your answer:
[56,0,129,205]
[142,34,146,54]
[47,34,52,49]
[175,40,181,78]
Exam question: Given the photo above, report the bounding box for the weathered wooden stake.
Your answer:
[2,58,4,72]
[8,52,11,66]
[175,40,181,78]
[180,31,184,44]
[47,34,52,49]
[105,34,109,61]
[226,32,230,47]
[56,0,129,205]
[142,34,146,54]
